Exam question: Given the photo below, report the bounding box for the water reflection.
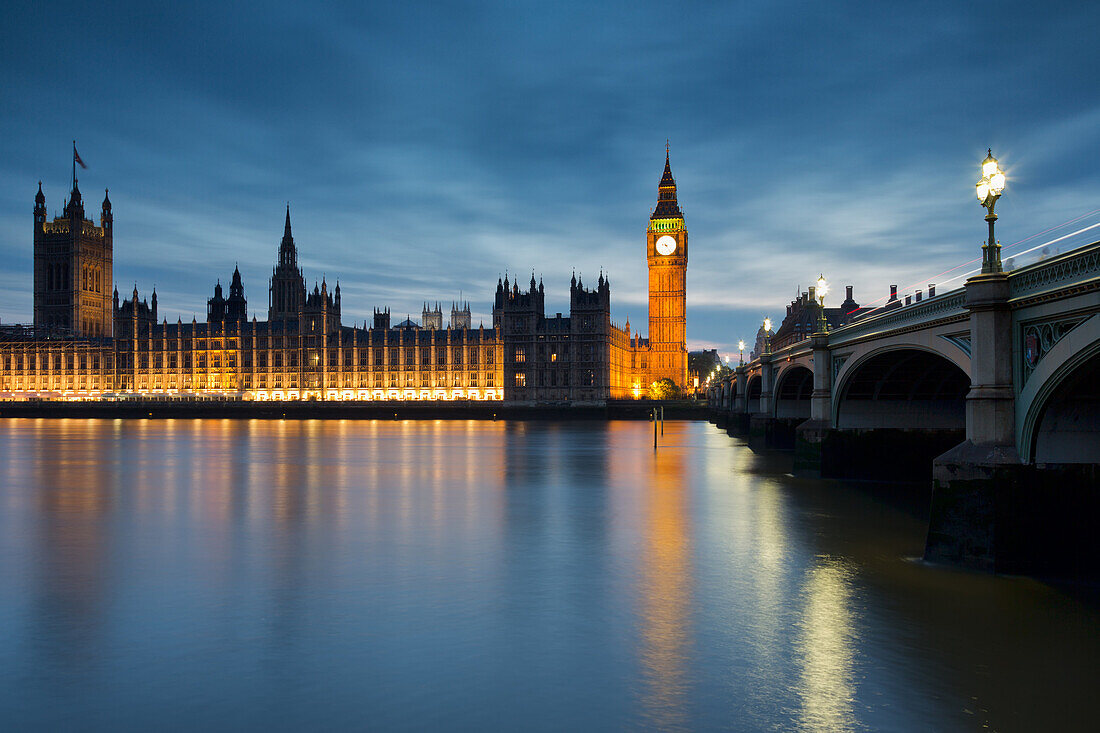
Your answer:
[0,418,1097,731]
[637,435,692,731]
[795,559,858,732]
[30,419,116,670]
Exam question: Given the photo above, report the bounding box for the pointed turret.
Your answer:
[65,177,84,219]
[652,143,683,219]
[34,182,46,228]
[100,188,113,229]
[279,204,297,267]
[270,204,306,323]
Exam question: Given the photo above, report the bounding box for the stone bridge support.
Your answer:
[727,364,750,435]
[795,333,831,475]
[927,272,1040,573]
[748,354,777,448]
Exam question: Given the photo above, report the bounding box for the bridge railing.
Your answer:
[827,289,967,346]
[1008,239,1100,300]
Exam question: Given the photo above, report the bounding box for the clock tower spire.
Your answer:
[646,144,688,388]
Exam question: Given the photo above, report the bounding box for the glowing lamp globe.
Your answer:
[976,149,1006,205]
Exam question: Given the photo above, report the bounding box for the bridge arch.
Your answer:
[774,364,813,419]
[1018,314,1100,464]
[833,346,968,429]
[745,374,762,414]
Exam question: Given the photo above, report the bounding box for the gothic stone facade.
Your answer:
[33,180,113,337]
[2,151,689,402]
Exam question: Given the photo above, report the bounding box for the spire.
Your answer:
[652,142,682,219]
[278,204,297,268]
[35,181,45,206]
[102,188,111,211]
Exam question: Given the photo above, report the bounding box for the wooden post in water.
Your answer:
[653,408,658,449]
[660,406,665,435]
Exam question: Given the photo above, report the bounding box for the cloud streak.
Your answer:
[1,1,1098,357]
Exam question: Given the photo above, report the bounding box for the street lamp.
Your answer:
[738,339,745,365]
[814,273,828,332]
[976,148,1007,273]
[762,317,772,354]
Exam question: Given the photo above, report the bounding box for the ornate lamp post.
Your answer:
[762,317,772,354]
[738,339,745,365]
[814,273,829,333]
[976,149,1007,273]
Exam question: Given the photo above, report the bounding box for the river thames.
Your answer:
[0,418,1095,731]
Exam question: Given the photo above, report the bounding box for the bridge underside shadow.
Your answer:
[928,351,1100,578]
[757,366,812,449]
[801,350,968,480]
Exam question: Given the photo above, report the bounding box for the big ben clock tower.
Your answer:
[646,144,688,388]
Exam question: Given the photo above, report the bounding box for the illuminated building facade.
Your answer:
[33,178,113,337]
[497,149,692,400]
[494,272,634,402]
[641,148,689,388]
[2,149,691,402]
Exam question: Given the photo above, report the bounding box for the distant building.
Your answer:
[769,285,866,351]
[689,349,721,391]
[2,149,691,402]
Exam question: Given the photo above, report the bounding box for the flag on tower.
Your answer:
[73,143,87,169]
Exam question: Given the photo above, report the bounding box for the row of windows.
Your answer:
[113,343,496,364]
[513,370,596,388]
[2,351,503,375]
[512,344,602,363]
[1,371,498,392]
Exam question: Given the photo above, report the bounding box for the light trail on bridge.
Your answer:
[847,208,1100,318]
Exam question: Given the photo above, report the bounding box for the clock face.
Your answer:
[655,235,677,256]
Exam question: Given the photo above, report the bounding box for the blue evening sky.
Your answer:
[1,1,1098,356]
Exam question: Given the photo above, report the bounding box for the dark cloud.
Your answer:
[2,1,1098,355]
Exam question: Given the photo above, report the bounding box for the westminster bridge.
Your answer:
[706,238,1100,576]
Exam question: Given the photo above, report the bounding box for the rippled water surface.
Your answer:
[0,418,1096,731]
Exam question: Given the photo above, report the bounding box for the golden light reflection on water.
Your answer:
[3,419,1098,730]
[796,558,858,732]
[636,425,692,732]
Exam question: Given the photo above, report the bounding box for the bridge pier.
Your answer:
[795,333,832,476]
[801,427,966,480]
[927,272,1025,572]
[725,365,749,436]
[748,415,801,449]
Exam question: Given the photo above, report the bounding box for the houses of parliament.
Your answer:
[0,151,689,402]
